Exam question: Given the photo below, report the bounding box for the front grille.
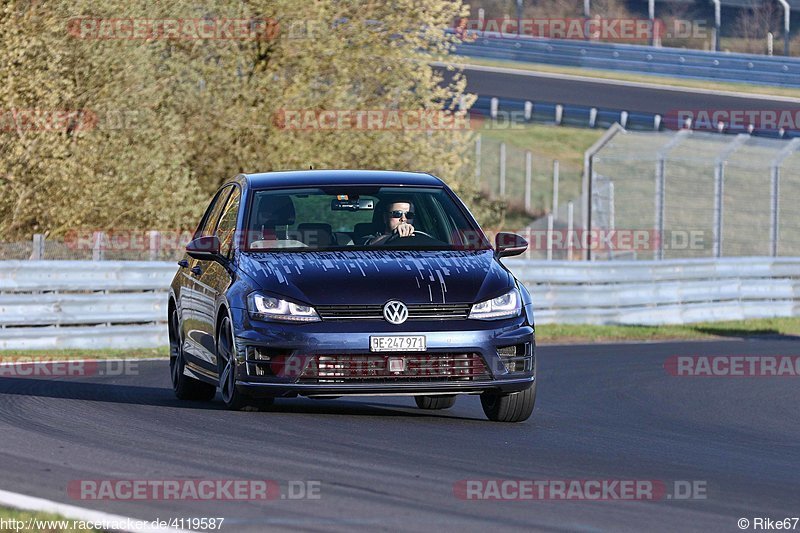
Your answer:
[316,303,471,321]
[298,353,490,383]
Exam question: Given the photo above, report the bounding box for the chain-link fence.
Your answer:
[591,129,800,260]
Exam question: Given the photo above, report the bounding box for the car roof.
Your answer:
[242,170,445,189]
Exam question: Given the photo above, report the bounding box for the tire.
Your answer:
[169,308,216,401]
[414,395,456,410]
[217,315,274,411]
[480,385,536,423]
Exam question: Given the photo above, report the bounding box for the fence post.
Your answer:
[31,234,45,260]
[567,201,574,261]
[552,160,560,219]
[499,142,506,197]
[148,230,160,261]
[768,32,774,56]
[525,151,532,213]
[92,231,106,261]
[770,138,800,256]
[546,213,554,261]
[582,123,626,260]
[770,165,780,257]
[713,134,749,258]
[655,159,666,260]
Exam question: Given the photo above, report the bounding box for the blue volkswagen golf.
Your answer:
[168,170,536,422]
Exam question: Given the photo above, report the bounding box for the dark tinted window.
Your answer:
[216,187,241,257]
[244,186,489,251]
[196,186,232,238]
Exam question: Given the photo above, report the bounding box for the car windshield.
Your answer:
[243,186,491,252]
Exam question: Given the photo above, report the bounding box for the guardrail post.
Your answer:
[525,151,532,213]
[490,97,498,120]
[524,101,532,121]
[552,160,560,219]
[31,234,44,260]
[620,111,629,129]
[555,104,563,126]
[499,142,506,197]
[475,134,482,186]
[589,108,598,128]
[654,114,662,131]
[92,231,106,261]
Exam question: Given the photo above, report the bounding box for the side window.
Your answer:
[196,186,232,238]
[216,187,241,258]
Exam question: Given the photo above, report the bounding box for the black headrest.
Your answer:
[256,195,295,227]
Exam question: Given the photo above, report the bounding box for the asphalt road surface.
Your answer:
[1,339,798,532]
[452,65,800,115]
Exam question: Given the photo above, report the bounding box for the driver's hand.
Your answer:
[395,222,415,237]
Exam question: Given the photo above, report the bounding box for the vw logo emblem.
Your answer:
[383,300,409,325]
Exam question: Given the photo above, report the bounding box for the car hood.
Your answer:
[237,249,512,305]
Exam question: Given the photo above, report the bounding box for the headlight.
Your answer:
[469,289,521,320]
[247,293,320,323]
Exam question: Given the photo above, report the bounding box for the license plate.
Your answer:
[370,335,426,352]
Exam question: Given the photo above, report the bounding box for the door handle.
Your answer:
[177,259,189,268]
[191,266,203,276]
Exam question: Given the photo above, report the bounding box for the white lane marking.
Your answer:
[0,488,191,533]
[433,60,800,104]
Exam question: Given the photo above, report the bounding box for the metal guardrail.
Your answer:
[456,32,800,88]
[0,261,176,350]
[0,258,798,349]
[508,256,800,324]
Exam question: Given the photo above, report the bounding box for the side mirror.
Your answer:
[495,232,528,258]
[186,235,221,260]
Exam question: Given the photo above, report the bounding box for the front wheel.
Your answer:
[414,395,456,410]
[217,316,273,411]
[480,385,536,423]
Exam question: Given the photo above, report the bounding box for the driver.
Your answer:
[367,201,416,245]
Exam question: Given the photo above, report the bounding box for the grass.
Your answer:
[456,56,800,100]
[0,347,168,362]
[535,317,800,344]
[0,506,101,532]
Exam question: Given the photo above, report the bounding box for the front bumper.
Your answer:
[229,307,535,398]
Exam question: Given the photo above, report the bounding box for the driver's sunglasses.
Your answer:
[389,210,415,220]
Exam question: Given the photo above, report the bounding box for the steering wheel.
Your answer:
[382,229,436,244]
